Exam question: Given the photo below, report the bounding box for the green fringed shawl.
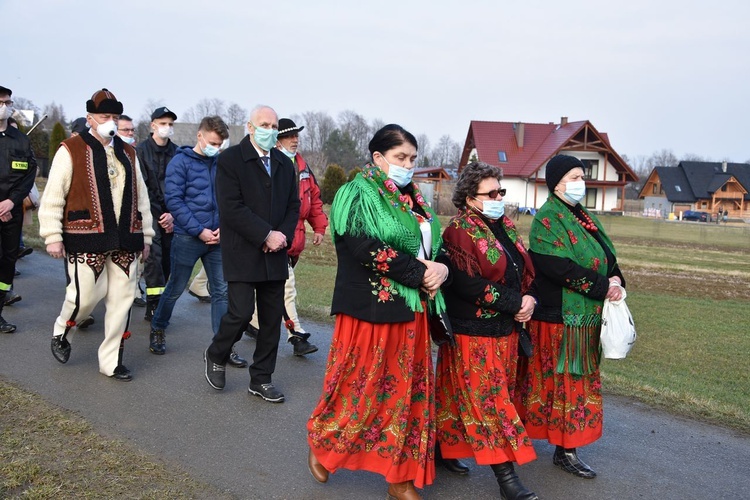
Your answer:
[330,164,446,314]
[530,195,616,375]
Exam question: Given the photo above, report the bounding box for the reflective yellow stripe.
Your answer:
[0,282,11,291]
[146,287,165,295]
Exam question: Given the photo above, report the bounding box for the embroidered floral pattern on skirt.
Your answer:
[436,332,536,465]
[307,312,435,488]
[515,320,603,448]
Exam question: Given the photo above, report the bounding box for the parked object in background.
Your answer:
[682,210,709,222]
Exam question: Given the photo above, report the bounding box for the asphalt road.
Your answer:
[1,251,749,499]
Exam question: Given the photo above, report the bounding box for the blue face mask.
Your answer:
[563,180,586,204]
[280,147,296,159]
[379,153,414,187]
[199,136,221,157]
[253,125,279,152]
[474,198,505,219]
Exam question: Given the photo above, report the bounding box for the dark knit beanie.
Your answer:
[545,154,584,192]
[70,117,88,134]
[86,88,123,114]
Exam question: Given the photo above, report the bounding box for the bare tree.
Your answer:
[415,134,431,166]
[648,148,678,168]
[11,97,41,125]
[225,103,248,126]
[337,110,370,159]
[680,153,707,162]
[183,98,227,123]
[432,135,460,167]
[41,102,66,131]
[296,111,335,175]
[136,98,166,140]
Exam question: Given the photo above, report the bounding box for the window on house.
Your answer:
[585,188,597,209]
[721,184,728,192]
[659,185,664,194]
[652,184,659,194]
[701,202,707,208]
[580,159,599,180]
[675,185,681,192]
[498,151,507,162]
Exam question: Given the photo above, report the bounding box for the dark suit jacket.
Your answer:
[216,136,300,282]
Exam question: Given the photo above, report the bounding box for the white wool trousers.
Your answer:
[53,251,138,376]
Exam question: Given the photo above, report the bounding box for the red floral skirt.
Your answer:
[435,331,537,466]
[307,312,435,488]
[515,320,603,448]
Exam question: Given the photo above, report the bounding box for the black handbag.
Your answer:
[429,310,455,347]
[517,323,533,357]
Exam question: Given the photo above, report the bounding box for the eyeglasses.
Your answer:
[475,188,506,199]
[0,100,13,107]
[118,128,135,133]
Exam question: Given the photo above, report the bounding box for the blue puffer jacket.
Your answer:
[165,146,220,236]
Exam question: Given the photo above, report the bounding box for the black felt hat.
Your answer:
[86,88,123,114]
[277,118,304,138]
[545,154,584,192]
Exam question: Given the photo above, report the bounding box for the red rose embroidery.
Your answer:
[376,250,388,262]
[378,290,391,301]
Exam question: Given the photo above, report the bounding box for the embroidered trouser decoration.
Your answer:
[53,251,138,376]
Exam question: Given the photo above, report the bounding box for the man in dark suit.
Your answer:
[204,105,300,403]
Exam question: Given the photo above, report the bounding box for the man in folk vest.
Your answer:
[39,88,154,381]
[244,118,327,356]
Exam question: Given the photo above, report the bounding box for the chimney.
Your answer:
[560,116,568,127]
[722,161,728,172]
[513,122,525,149]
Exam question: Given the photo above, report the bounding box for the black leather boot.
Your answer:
[0,292,16,333]
[491,462,538,500]
[149,328,166,355]
[553,446,596,478]
[435,444,470,475]
[145,296,160,321]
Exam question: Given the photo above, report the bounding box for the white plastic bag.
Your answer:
[600,287,636,359]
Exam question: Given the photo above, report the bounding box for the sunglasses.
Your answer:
[474,188,506,199]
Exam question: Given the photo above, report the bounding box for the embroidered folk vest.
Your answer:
[60,133,144,253]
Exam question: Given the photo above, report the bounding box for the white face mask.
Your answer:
[0,104,12,121]
[156,125,174,139]
[280,146,296,159]
[563,180,586,204]
[93,118,117,138]
[119,135,135,145]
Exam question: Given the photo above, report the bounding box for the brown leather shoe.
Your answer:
[386,481,421,500]
[308,447,329,483]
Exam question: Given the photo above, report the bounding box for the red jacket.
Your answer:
[288,153,328,259]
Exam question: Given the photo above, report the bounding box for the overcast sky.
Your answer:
[5,0,749,162]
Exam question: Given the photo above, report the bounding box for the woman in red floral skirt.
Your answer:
[307,124,449,500]
[517,154,625,479]
[436,162,539,500]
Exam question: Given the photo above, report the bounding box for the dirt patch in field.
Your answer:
[626,266,750,301]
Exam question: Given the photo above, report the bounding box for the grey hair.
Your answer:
[452,161,503,209]
[248,104,276,125]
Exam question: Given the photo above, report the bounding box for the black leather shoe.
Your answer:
[290,334,318,356]
[243,325,259,340]
[51,336,71,363]
[188,290,211,303]
[0,316,17,333]
[18,246,33,259]
[553,446,596,479]
[435,446,470,475]
[204,349,225,390]
[77,315,95,329]
[248,382,284,403]
[110,365,132,381]
[144,299,159,321]
[149,328,166,355]
[4,291,22,306]
[228,347,248,368]
[133,297,147,307]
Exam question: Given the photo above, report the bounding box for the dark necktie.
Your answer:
[261,156,270,175]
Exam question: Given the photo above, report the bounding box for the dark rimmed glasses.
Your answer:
[474,188,506,199]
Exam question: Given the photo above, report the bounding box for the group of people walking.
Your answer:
[306,126,625,500]
[2,83,625,499]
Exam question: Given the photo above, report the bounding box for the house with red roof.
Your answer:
[459,117,638,212]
